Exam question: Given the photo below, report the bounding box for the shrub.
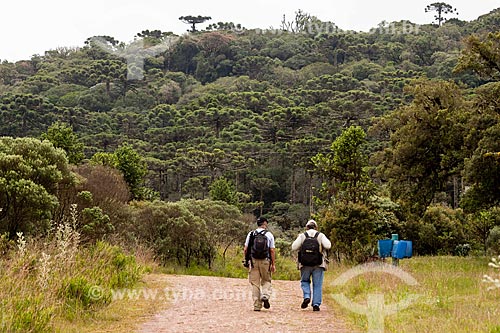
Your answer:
[320,202,378,263]
[0,232,14,256]
[0,137,76,238]
[74,164,130,205]
[131,199,245,268]
[487,226,500,254]
[455,243,471,256]
[81,207,114,242]
[10,296,53,332]
[416,205,467,255]
[60,276,109,308]
[468,207,500,254]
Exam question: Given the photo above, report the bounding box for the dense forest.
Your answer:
[1,5,500,264]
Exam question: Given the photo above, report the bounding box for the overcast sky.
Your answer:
[1,0,499,62]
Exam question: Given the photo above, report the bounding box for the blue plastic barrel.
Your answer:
[403,240,413,258]
[378,239,393,258]
[392,240,407,259]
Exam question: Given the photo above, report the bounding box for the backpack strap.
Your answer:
[255,229,267,236]
[314,231,322,252]
[304,231,319,239]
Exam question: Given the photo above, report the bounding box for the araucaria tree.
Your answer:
[425,2,458,26]
[179,15,212,32]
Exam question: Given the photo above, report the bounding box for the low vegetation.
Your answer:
[0,206,146,332]
[325,256,500,332]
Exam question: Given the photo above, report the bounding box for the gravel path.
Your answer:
[136,274,351,333]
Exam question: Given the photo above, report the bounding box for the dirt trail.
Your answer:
[136,274,352,333]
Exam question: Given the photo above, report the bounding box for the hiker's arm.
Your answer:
[243,232,252,265]
[270,248,276,272]
[291,234,303,251]
[321,234,332,250]
[244,232,252,258]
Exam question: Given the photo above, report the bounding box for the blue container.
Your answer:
[378,239,393,258]
[403,240,413,258]
[391,240,407,259]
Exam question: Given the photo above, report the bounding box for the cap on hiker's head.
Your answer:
[257,216,268,226]
[306,219,317,229]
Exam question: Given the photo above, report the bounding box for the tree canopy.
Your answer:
[425,2,458,26]
[0,137,76,237]
[179,15,212,32]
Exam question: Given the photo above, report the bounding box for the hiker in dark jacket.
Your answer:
[292,219,331,311]
[244,217,276,311]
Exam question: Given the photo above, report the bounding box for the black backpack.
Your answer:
[298,231,322,266]
[251,230,269,259]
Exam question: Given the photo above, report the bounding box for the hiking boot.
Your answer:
[301,298,310,309]
[261,297,270,309]
[254,308,261,311]
[313,305,320,311]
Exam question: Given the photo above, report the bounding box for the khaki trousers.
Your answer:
[248,258,272,309]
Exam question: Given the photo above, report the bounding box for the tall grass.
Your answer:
[324,256,500,333]
[0,205,146,332]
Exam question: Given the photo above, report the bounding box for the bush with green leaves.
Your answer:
[269,202,310,230]
[80,206,114,242]
[209,176,237,204]
[131,199,246,268]
[488,226,500,254]
[414,204,467,255]
[319,202,378,263]
[41,121,85,165]
[89,144,148,200]
[0,137,76,238]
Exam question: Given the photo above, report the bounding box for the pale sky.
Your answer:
[1,0,499,62]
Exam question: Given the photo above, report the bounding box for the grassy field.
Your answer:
[324,256,500,333]
[56,273,168,333]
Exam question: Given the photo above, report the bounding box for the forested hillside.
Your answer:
[1,7,500,260]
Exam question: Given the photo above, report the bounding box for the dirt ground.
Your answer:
[136,274,352,333]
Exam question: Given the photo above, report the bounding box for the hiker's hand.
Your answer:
[270,263,276,273]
